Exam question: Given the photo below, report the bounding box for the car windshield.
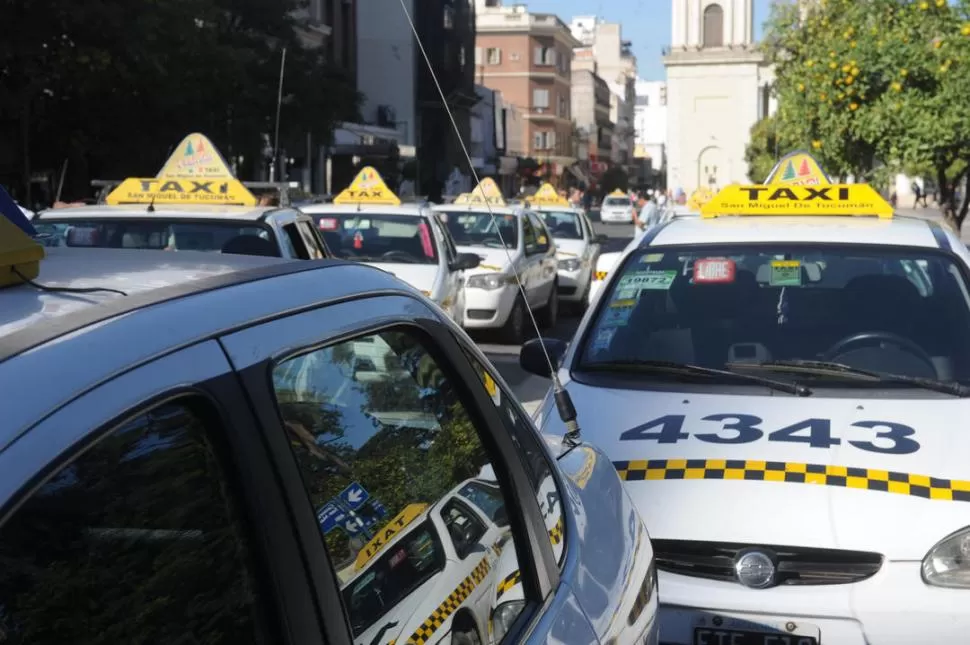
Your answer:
[32,219,279,255]
[342,521,444,636]
[603,197,631,208]
[314,213,438,264]
[539,210,583,240]
[437,210,518,249]
[579,245,970,386]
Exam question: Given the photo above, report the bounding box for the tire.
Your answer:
[452,626,482,645]
[500,296,526,345]
[537,282,559,329]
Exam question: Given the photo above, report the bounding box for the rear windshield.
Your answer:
[603,197,631,207]
[539,210,583,240]
[314,213,438,264]
[437,210,519,249]
[33,219,279,256]
[580,245,970,385]
[342,521,444,636]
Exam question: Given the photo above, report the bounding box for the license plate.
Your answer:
[694,628,819,645]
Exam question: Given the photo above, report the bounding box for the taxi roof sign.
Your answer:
[333,166,401,205]
[454,177,506,206]
[607,189,627,198]
[105,133,257,207]
[529,183,569,206]
[355,502,428,570]
[764,150,832,187]
[687,187,715,212]
[0,185,44,289]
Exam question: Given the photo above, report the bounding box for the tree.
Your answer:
[744,115,790,183]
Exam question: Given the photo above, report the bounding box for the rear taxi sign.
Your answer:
[333,166,401,205]
[105,133,257,207]
[701,150,893,219]
[454,177,506,206]
[607,189,626,198]
[355,502,428,570]
[530,183,569,206]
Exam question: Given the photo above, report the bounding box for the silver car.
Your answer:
[0,245,657,645]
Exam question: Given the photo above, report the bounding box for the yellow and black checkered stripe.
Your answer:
[406,556,491,645]
[495,517,565,601]
[613,458,970,502]
[595,270,609,281]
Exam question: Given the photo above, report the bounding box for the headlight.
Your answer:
[558,258,581,272]
[922,526,970,588]
[491,599,525,642]
[467,273,508,290]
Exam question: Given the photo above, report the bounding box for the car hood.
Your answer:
[536,381,970,560]
[554,239,586,258]
[456,246,514,275]
[367,263,440,296]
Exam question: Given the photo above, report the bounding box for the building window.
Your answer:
[636,95,649,106]
[703,4,724,48]
[534,46,556,66]
[534,130,556,151]
[487,47,502,65]
[558,94,567,118]
[444,5,454,29]
[533,88,550,109]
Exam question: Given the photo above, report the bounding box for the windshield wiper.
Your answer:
[369,620,399,645]
[726,359,970,397]
[580,359,812,396]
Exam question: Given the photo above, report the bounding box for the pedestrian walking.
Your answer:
[912,181,924,208]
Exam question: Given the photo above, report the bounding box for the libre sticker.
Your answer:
[318,217,337,230]
[770,260,802,286]
[693,258,736,284]
[618,270,677,291]
[641,253,664,263]
[591,327,617,351]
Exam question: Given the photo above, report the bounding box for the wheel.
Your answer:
[500,296,526,345]
[452,625,482,645]
[537,282,559,329]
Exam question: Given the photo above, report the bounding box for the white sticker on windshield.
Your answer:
[618,270,677,291]
[591,327,617,351]
[640,253,664,263]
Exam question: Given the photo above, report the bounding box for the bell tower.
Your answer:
[671,0,754,50]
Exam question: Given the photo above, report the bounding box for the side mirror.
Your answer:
[451,253,480,271]
[519,337,568,378]
[595,233,608,244]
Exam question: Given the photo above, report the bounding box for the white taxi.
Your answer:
[523,152,970,645]
[600,189,636,224]
[530,183,606,311]
[301,167,479,323]
[30,133,329,261]
[433,178,558,344]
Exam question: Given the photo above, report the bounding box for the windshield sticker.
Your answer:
[694,258,736,284]
[770,260,802,286]
[614,286,639,300]
[353,231,364,249]
[418,222,435,258]
[602,302,635,327]
[640,253,664,263]
[317,217,337,230]
[591,327,617,351]
[619,270,677,291]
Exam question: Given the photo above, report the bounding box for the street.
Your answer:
[478,210,633,414]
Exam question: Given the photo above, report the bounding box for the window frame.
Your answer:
[219,295,561,643]
[0,341,321,645]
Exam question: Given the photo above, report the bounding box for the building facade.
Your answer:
[664,0,775,193]
[571,49,613,187]
[634,79,667,188]
[474,0,580,183]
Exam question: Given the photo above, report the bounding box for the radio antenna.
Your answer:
[273,47,287,176]
[396,0,581,449]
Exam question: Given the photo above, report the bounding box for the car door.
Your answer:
[217,295,561,645]
[527,212,558,305]
[430,215,464,320]
[0,342,324,645]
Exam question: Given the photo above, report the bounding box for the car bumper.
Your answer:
[556,269,587,302]
[601,210,634,223]
[657,562,970,645]
[462,285,518,329]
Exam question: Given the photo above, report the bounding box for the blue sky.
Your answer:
[525,0,774,81]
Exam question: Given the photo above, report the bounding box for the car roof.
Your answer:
[649,214,947,249]
[34,204,281,222]
[431,204,522,216]
[532,205,582,213]
[301,203,428,216]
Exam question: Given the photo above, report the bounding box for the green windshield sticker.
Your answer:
[614,287,639,300]
[641,253,664,263]
[618,270,677,291]
[770,260,802,286]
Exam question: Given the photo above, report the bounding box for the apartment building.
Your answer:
[474,1,581,177]
[634,79,667,187]
[571,50,613,172]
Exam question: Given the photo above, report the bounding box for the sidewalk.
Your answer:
[896,205,970,243]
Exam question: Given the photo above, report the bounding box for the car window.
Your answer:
[522,216,538,254]
[296,219,327,259]
[283,222,311,259]
[0,398,276,644]
[431,217,458,264]
[314,212,439,264]
[539,210,583,240]
[580,245,970,385]
[270,329,528,641]
[34,218,279,256]
[603,197,631,207]
[440,499,487,558]
[437,210,519,249]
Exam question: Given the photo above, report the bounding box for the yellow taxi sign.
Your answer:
[607,189,627,198]
[105,132,258,206]
[530,183,569,206]
[454,177,506,206]
[0,210,44,289]
[687,187,715,211]
[700,184,894,218]
[764,150,832,187]
[355,502,428,570]
[333,166,401,205]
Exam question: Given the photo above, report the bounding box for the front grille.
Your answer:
[466,309,495,320]
[652,539,883,587]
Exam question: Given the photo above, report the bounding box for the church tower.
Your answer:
[664,0,771,194]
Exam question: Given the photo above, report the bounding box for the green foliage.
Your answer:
[745,115,788,183]
[763,0,970,224]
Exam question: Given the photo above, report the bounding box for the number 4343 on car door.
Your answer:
[619,414,920,455]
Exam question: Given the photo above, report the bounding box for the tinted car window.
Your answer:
[315,213,438,264]
[581,246,970,384]
[539,210,583,240]
[0,399,275,644]
[438,210,519,250]
[270,329,528,642]
[603,197,631,207]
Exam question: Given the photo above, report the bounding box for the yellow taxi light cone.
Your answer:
[355,502,428,570]
[333,166,401,205]
[454,177,506,206]
[0,215,44,289]
[530,182,570,206]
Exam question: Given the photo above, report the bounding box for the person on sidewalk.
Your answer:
[912,181,926,208]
